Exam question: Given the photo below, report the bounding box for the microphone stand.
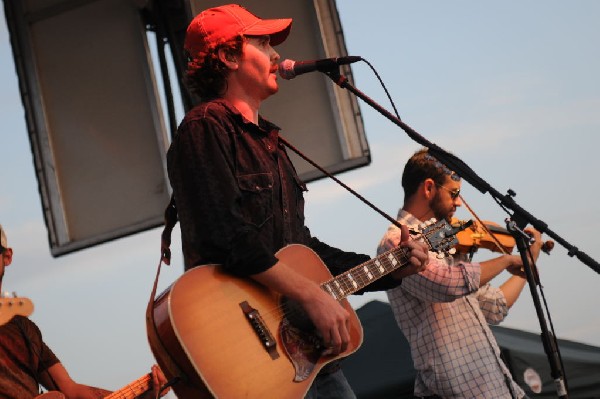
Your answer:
[322,67,600,399]
[507,216,568,398]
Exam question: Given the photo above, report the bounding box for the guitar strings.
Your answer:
[104,374,151,399]
[246,245,412,340]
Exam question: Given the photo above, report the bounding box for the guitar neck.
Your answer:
[321,245,411,300]
[105,374,151,399]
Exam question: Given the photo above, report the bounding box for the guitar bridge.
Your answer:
[239,301,279,360]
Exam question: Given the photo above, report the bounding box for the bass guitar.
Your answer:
[148,219,460,398]
[35,373,153,399]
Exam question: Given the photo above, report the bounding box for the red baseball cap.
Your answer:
[184,4,293,59]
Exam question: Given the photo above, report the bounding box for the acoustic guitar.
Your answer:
[148,219,460,398]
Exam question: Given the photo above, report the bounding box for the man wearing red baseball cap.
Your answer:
[184,4,292,61]
[166,4,429,398]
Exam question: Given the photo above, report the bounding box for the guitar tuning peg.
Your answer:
[436,252,446,259]
[447,248,457,255]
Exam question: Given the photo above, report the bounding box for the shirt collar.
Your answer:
[214,98,281,134]
[397,208,423,228]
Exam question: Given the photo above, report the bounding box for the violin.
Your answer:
[451,218,554,255]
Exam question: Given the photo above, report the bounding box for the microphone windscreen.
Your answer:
[278,59,296,80]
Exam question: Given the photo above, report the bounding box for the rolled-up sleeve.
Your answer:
[476,283,509,325]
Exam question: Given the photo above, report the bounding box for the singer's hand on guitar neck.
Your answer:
[390,224,430,279]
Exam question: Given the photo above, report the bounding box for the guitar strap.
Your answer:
[146,194,183,386]
[159,194,178,266]
[278,135,401,229]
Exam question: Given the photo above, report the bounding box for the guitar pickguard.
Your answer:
[279,298,325,382]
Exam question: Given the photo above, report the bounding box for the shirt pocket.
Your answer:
[237,172,274,228]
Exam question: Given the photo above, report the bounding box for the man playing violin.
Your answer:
[377,148,543,399]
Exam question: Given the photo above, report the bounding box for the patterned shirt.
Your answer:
[378,210,525,398]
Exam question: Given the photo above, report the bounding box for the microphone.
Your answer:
[278,56,362,80]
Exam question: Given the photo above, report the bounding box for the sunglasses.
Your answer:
[436,184,461,200]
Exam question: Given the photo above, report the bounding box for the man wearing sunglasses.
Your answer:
[376,148,543,399]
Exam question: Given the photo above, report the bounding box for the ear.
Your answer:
[217,48,239,70]
[3,248,13,267]
[423,178,436,200]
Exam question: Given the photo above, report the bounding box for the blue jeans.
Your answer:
[304,369,357,399]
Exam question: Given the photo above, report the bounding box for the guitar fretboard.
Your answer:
[105,374,151,399]
[321,245,410,300]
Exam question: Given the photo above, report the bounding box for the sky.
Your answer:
[2,0,600,394]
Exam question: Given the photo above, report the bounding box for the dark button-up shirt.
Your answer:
[167,98,396,291]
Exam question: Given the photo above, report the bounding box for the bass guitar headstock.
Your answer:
[0,294,34,326]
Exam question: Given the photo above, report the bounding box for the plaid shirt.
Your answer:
[378,210,525,398]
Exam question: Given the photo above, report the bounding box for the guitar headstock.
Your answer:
[416,218,471,257]
[0,296,34,326]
